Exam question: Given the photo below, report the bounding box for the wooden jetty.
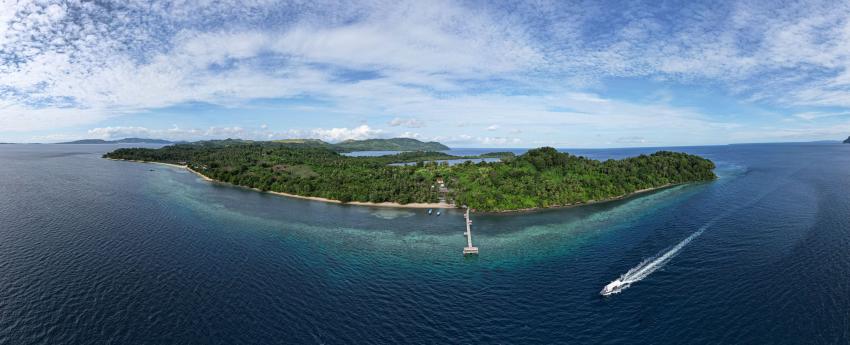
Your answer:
[463,208,479,255]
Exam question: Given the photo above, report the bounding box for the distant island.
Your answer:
[104,139,716,212]
[60,138,176,144]
[843,136,850,144]
[75,137,449,151]
[273,137,449,152]
[333,138,449,152]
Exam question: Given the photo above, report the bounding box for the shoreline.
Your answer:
[108,158,454,209]
[108,158,692,213]
[476,184,682,214]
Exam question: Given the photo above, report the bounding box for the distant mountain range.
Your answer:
[181,137,450,152]
[59,138,177,144]
[333,138,449,152]
[58,137,448,151]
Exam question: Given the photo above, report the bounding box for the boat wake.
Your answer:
[600,183,780,297]
[601,225,707,296]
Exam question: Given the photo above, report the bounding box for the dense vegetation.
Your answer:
[105,141,715,211]
[448,147,715,210]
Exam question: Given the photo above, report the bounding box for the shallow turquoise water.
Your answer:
[1,143,848,344]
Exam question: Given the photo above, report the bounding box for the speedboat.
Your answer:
[436,211,441,216]
[600,279,628,296]
[427,209,433,215]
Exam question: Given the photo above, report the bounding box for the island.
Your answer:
[333,138,449,152]
[111,137,451,152]
[60,138,177,144]
[843,136,850,144]
[104,140,716,212]
[272,137,450,152]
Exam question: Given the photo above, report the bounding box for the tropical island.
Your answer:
[104,138,716,212]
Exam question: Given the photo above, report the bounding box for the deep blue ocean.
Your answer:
[2,143,849,344]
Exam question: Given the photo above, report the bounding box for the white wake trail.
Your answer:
[600,174,777,296]
[601,225,708,296]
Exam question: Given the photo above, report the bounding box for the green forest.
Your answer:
[105,141,716,211]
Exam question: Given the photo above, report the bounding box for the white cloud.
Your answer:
[82,124,386,143]
[615,136,649,145]
[271,2,541,76]
[86,125,248,141]
[0,1,542,132]
[307,125,383,142]
[388,117,425,128]
[793,111,850,120]
[3,1,850,145]
[479,136,521,146]
[433,133,521,146]
[88,126,155,139]
[398,131,421,139]
[0,103,105,131]
[486,124,499,131]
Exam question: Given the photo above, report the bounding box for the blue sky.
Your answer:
[2,0,850,147]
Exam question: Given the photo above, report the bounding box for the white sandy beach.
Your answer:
[109,158,455,209]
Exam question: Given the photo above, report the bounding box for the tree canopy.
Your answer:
[105,141,716,211]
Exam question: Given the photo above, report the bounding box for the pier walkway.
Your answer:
[463,208,479,255]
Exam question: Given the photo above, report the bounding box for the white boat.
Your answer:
[436,211,441,216]
[427,209,433,215]
[600,279,628,296]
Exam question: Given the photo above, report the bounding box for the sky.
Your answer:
[2,0,850,147]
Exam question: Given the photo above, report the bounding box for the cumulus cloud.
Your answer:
[308,125,383,142]
[398,131,421,139]
[83,124,383,143]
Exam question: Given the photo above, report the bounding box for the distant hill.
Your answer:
[332,138,449,152]
[272,139,330,145]
[66,137,449,151]
[844,136,850,144]
[59,138,176,144]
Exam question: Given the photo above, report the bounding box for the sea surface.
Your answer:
[1,143,849,344]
